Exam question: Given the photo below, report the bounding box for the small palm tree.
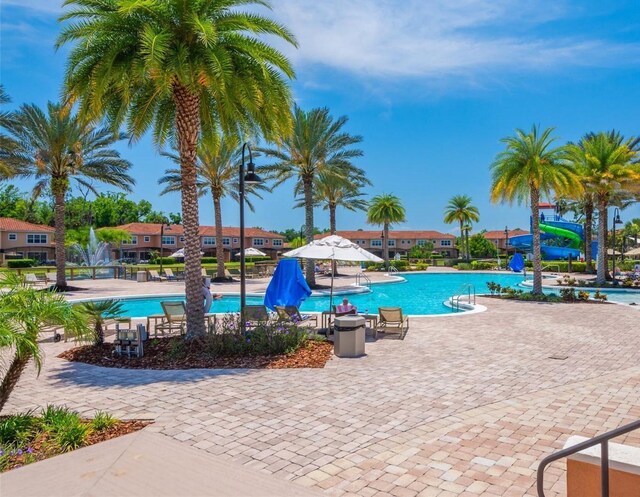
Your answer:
[3,102,134,289]
[259,106,363,287]
[443,195,480,261]
[567,131,640,284]
[0,273,90,411]
[490,125,580,294]
[366,194,407,270]
[80,299,125,346]
[159,137,269,280]
[58,0,297,337]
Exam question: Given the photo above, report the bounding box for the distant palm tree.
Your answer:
[159,137,270,280]
[367,194,406,270]
[0,85,16,177]
[58,0,297,337]
[443,195,480,261]
[567,131,640,284]
[260,106,363,286]
[490,125,580,294]
[4,102,133,289]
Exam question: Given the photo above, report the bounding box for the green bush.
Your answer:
[415,263,429,270]
[364,260,409,271]
[245,256,272,263]
[54,417,92,452]
[41,405,81,433]
[91,411,117,431]
[0,411,39,446]
[6,259,36,268]
[150,256,177,265]
[559,287,577,302]
[201,257,217,264]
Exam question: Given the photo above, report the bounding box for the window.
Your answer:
[253,238,264,246]
[27,251,47,262]
[162,236,176,245]
[232,238,238,243]
[179,236,185,243]
[272,239,283,247]
[441,240,452,246]
[358,240,367,245]
[27,234,48,244]
[8,233,17,241]
[416,239,427,246]
[144,236,151,243]
[223,238,230,246]
[387,240,396,247]
[124,236,138,245]
[371,240,382,247]
[202,237,215,246]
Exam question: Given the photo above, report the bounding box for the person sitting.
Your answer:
[336,297,357,315]
[315,263,322,273]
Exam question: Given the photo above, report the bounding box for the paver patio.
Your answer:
[3,289,640,496]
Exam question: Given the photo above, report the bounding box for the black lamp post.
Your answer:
[380,230,387,270]
[504,226,509,254]
[159,221,171,275]
[612,208,623,284]
[239,143,262,319]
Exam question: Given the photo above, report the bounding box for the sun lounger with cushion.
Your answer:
[375,307,409,340]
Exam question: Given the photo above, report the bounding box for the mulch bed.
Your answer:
[59,338,334,370]
[1,420,149,472]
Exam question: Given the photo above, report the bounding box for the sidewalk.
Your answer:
[0,430,324,497]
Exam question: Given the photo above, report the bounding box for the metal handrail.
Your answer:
[542,264,560,273]
[537,419,640,497]
[355,273,371,288]
[388,266,398,273]
[450,283,475,311]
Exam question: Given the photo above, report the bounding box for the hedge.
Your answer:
[201,257,217,264]
[6,259,36,268]
[365,260,409,271]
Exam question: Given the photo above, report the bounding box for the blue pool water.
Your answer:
[103,272,533,317]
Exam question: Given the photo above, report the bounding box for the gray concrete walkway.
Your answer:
[0,429,324,497]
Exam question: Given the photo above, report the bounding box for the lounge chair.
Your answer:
[202,268,210,278]
[275,305,318,329]
[224,269,234,279]
[156,301,187,335]
[229,268,241,277]
[46,272,57,284]
[148,270,167,281]
[375,307,409,340]
[244,305,269,327]
[24,273,46,287]
[164,268,182,281]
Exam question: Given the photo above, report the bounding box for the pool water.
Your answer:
[108,272,531,317]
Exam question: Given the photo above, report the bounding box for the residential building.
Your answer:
[482,229,529,253]
[0,218,55,264]
[114,223,285,262]
[318,230,459,258]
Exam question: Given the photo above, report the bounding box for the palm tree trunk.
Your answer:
[584,198,593,273]
[530,188,542,294]
[173,82,205,338]
[459,221,464,261]
[213,193,225,279]
[0,352,31,413]
[603,208,611,280]
[52,177,67,289]
[329,203,337,276]
[465,228,470,261]
[596,198,607,285]
[383,222,390,271]
[303,177,316,287]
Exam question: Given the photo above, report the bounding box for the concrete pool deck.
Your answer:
[3,287,640,496]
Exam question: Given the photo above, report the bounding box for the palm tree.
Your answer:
[443,195,480,261]
[490,125,580,294]
[259,106,363,286]
[0,273,90,412]
[58,0,296,337]
[80,299,125,346]
[567,131,640,284]
[0,85,17,177]
[4,102,134,289]
[367,194,406,270]
[159,137,269,280]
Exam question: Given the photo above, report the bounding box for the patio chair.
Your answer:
[163,268,182,281]
[156,301,187,335]
[148,270,167,281]
[229,268,241,277]
[224,269,234,279]
[275,305,318,329]
[243,305,269,327]
[201,268,210,278]
[45,272,57,284]
[376,307,409,340]
[24,273,46,287]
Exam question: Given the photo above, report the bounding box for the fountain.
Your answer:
[72,227,112,266]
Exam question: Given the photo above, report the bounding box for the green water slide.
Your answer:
[539,223,582,249]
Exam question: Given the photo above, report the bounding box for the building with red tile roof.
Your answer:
[0,218,55,264]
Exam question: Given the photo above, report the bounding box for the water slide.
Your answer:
[508,218,589,260]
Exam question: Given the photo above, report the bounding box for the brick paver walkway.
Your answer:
[4,298,640,496]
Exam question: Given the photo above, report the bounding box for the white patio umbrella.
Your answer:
[235,247,267,257]
[169,248,204,258]
[282,235,383,311]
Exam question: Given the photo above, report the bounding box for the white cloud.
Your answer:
[271,0,640,81]
[3,0,62,13]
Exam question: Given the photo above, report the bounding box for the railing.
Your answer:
[387,266,398,273]
[450,283,475,311]
[355,273,371,288]
[542,264,560,273]
[537,419,640,497]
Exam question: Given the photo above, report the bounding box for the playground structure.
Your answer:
[508,204,597,260]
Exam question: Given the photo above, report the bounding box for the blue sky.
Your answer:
[2,0,640,235]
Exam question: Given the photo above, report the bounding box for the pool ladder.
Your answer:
[355,273,371,288]
[450,283,476,311]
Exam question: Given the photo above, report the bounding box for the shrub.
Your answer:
[577,291,590,301]
[415,263,428,270]
[559,287,577,302]
[150,256,177,265]
[54,417,91,452]
[6,259,36,268]
[364,260,409,271]
[245,256,272,263]
[593,290,608,302]
[0,411,39,446]
[41,405,81,433]
[201,257,217,264]
[91,411,117,431]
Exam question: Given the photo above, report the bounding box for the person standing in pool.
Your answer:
[202,277,222,313]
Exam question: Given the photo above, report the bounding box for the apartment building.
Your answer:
[322,230,459,258]
[0,218,56,264]
[114,223,285,262]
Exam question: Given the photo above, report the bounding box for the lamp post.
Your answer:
[612,208,623,285]
[159,221,171,275]
[239,143,262,319]
[380,230,387,270]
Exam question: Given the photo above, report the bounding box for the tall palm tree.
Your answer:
[566,131,640,284]
[0,85,17,177]
[4,102,133,289]
[259,106,363,286]
[490,125,580,294]
[159,137,269,280]
[443,195,480,261]
[366,194,406,270]
[58,0,296,337]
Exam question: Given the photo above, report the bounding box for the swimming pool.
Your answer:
[95,272,532,317]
